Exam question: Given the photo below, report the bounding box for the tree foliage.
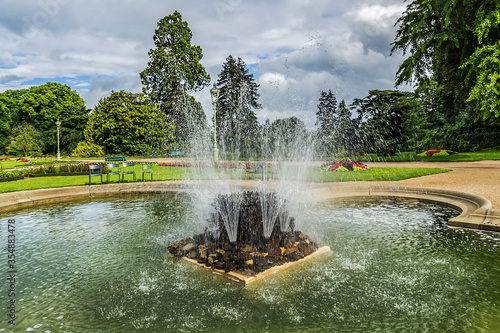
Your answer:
[84,91,175,156]
[8,124,44,157]
[315,90,338,154]
[71,141,105,158]
[175,92,209,151]
[0,82,88,154]
[0,95,12,151]
[402,80,500,151]
[215,55,261,158]
[315,90,359,154]
[352,90,410,156]
[264,117,307,158]
[392,0,500,122]
[140,10,210,143]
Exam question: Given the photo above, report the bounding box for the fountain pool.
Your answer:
[1,193,499,332]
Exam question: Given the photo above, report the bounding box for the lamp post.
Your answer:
[210,83,220,163]
[55,118,61,160]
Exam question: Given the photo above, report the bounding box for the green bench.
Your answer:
[105,156,127,162]
[169,151,185,157]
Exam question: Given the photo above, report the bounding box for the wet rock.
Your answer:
[240,244,253,252]
[237,252,252,261]
[182,243,197,252]
[168,191,322,276]
[267,240,281,257]
[298,242,312,255]
[285,246,298,256]
[168,243,180,255]
[208,254,217,265]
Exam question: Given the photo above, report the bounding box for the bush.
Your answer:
[0,170,24,182]
[71,141,105,158]
[432,150,449,156]
[375,140,399,157]
[417,149,456,157]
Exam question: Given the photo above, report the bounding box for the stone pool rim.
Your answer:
[0,181,498,232]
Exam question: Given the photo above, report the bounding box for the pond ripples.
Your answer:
[1,194,499,332]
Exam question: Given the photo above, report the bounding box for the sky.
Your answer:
[0,0,412,129]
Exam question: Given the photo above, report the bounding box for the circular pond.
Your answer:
[1,193,499,332]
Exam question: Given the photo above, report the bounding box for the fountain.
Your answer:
[161,83,331,283]
[168,191,329,283]
[2,195,500,332]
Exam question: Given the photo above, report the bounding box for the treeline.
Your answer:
[315,86,500,156]
[1,2,499,157]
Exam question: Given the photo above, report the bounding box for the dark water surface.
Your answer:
[1,193,499,332]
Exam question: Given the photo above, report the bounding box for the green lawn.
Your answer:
[309,167,450,182]
[0,158,82,170]
[0,164,451,194]
[325,149,500,163]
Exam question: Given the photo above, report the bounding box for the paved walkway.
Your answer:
[363,160,500,209]
[72,158,500,209]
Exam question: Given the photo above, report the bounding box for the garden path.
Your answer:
[362,160,500,209]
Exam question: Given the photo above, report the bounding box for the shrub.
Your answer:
[59,164,70,173]
[417,149,456,157]
[375,140,399,157]
[0,170,24,182]
[320,161,369,172]
[71,141,105,158]
[432,150,449,156]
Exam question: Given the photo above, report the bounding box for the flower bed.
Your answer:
[417,149,456,157]
[0,163,105,182]
[158,162,273,170]
[320,161,369,172]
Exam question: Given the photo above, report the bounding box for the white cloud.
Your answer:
[0,0,411,129]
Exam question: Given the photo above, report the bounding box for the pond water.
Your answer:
[1,193,499,332]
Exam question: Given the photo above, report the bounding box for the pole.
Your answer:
[213,98,219,163]
[56,119,61,160]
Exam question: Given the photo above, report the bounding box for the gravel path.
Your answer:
[361,160,500,209]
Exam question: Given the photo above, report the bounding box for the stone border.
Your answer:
[0,182,499,231]
[309,184,500,232]
[174,246,331,285]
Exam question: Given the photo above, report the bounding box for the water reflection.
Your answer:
[0,194,499,332]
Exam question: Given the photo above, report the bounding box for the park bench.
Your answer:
[105,156,127,162]
[168,151,185,157]
[245,164,265,176]
[245,164,281,178]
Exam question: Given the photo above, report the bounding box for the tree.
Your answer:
[215,55,261,158]
[140,11,210,143]
[461,7,500,123]
[8,124,44,156]
[351,90,410,156]
[401,80,500,152]
[0,95,12,152]
[267,117,308,158]
[315,90,338,155]
[336,100,359,153]
[175,92,209,151]
[84,91,175,156]
[392,0,500,123]
[0,83,88,154]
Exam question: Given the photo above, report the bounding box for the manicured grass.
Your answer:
[0,158,81,170]
[341,149,500,162]
[0,160,34,169]
[309,167,451,182]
